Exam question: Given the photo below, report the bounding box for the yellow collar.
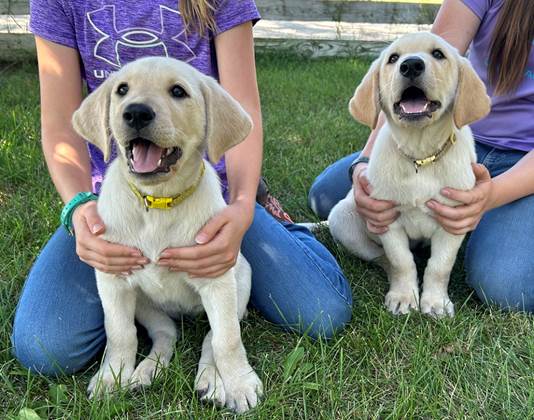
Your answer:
[128,162,205,211]
[397,132,456,173]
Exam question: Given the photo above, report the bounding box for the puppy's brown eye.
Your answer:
[170,85,188,98]
[116,83,129,96]
[432,49,445,60]
[388,53,399,64]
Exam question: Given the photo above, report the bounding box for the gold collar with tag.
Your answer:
[129,162,205,211]
[397,132,456,173]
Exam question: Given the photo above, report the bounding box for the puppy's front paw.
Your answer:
[87,366,133,399]
[385,289,419,315]
[129,358,163,389]
[224,368,263,414]
[195,364,226,407]
[420,291,454,318]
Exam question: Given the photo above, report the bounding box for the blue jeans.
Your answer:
[12,203,352,375]
[308,142,534,313]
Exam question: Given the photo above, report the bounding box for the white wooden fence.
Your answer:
[0,0,442,60]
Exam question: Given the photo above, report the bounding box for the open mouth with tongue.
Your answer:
[126,138,182,176]
[393,86,441,120]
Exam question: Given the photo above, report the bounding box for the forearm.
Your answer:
[221,81,263,220]
[36,36,90,204]
[488,150,534,209]
[225,116,263,211]
[42,132,93,204]
[431,0,481,55]
[215,22,263,220]
[359,112,386,158]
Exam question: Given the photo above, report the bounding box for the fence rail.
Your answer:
[0,0,440,23]
[0,0,441,61]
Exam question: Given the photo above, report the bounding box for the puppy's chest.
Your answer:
[108,210,206,313]
[103,206,203,260]
[372,170,445,211]
[368,156,475,239]
[98,196,216,314]
[130,269,204,316]
[369,152,475,211]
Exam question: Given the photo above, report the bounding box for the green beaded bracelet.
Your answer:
[60,192,98,235]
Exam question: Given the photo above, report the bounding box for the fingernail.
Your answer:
[158,260,169,266]
[132,265,143,270]
[427,201,435,208]
[131,250,143,257]
[91,224,103,234]
[441,189,450,197]
[195,234,208,244]
[120,271,131,276]
[160,251,170,258]
[137,258,149,265]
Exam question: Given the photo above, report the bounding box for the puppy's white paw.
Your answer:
[385,290,419,315]
[420,291,455,318]
[224,368,263,414]
[129,358,163,389]
[87,366,133,399]
[195,364,226,407]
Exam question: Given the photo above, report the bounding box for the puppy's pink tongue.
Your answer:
[132,142,163,173]
[400,99,428,114]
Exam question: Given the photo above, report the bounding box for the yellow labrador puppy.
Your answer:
[329,32,490,317]
[72,57,262,413]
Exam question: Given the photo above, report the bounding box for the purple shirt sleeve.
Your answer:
[29,0,77,48]
[460,0,492,20]
[214,0,261,35]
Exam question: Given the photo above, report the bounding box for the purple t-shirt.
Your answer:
[461,0,534,151]
[29,0,261,196]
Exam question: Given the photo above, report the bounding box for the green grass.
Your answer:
[1,54,533,419]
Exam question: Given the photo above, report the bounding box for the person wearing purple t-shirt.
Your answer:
[11,0,352,375]
[309,0,534,312]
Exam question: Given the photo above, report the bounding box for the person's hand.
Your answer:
[72,201,149,275]
[352,162,399,234]
[157,200,253,278]
[426,163,493,235]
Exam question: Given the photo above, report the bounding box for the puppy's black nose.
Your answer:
[400,57,425,80]
[123,103,155,130]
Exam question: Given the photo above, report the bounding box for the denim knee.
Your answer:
[466,259,534,313]
[13,329,79,376]
[11,321,104,376]
[308,153,356,220]
[308,178,338,220]
[299,296,352,340]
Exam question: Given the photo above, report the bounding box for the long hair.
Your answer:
[179,0,217,37]
[488,0,534,95]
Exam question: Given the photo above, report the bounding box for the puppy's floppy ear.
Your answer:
[349,57,381,129]
[72,74,116,162]
[453,57,491,128]
[200,76,253,163]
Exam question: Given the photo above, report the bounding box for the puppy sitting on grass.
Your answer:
[72,57,262,413]
[329,33,490,317]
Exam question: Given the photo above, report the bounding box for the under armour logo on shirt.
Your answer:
[86,5,196,68]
